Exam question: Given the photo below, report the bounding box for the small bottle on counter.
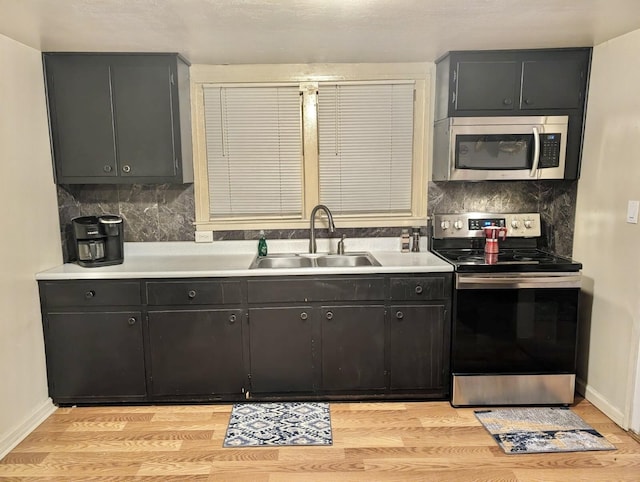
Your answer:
[258,230,268,257]
[411,227,420,252]
[401,229,410,252]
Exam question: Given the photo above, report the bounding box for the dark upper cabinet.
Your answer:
[43,53,193,184]
[454,60,520,112]
[435,48,591,119]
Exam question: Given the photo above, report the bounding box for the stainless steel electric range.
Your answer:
[431,212,582,407]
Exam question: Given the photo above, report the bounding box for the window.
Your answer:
[191,64,430,230]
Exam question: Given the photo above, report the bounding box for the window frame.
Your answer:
[190,63,432,231]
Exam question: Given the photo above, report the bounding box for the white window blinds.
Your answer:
[318,82,415,214]
[203,85,302,218]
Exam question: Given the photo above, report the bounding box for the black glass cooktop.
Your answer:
[432,248,582,273]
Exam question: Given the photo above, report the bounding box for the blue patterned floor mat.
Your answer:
[223,402,333,447]
[475,407,616,454]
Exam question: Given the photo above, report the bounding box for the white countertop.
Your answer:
[36,238,453,280]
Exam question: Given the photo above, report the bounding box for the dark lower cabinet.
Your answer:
[45,311,146,402]
[320,305,386,391]
[39,273,453,404]
[147,309,245,398]
[388,304,448,392]
[248,306,315,394]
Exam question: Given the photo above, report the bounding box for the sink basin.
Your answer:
[249,254,314,269]
[315,253,380,267]
[249,252,380,269]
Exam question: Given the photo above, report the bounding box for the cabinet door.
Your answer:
[321,305,385,391]
[111,57,177,178]
[44,55,117,179]
[147,309,245,397]
[45,311,146,400]
[249,307,315,394]
[455,60,519,112]
[520,58,586,110]
[388,305,448,391]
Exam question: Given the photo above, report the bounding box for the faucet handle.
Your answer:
[337,234,346,255]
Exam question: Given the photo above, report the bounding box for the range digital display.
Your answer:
[469,218,506,230]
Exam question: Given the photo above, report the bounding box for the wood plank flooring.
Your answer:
[0,398,638,481]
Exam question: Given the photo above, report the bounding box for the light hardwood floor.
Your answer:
[0,398,638,481]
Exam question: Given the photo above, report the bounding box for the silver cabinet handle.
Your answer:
[122,165,131,173]
[103,165,112,173]
[326,311,334,320]
[85,290,95,299]
[229,314,237,323]
[415,285,423,295]
[128,317,136,325]
[396,311,404,320]
[188,290,197,299]
[300,312,308,320]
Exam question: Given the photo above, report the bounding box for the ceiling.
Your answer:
[1,0,640,65]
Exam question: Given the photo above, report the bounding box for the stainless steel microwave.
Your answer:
[432,116,569,181]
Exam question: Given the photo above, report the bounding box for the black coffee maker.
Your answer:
[72,215,124,267]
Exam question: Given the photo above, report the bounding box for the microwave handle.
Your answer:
[530,126,541,177]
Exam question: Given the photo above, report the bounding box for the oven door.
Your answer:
[448,116,568,181]
[451,272,581,405]
[453,272,581,374]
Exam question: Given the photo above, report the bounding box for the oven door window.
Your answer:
[455,134,533,170]
[452,287,579,374]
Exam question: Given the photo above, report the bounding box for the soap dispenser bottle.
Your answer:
[257,230,268,257]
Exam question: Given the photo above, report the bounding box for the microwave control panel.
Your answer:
[433,212,542,238]
[539,133,562,168]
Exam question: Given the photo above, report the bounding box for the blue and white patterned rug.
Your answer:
[223,402,333,447]
[475,407,616,454]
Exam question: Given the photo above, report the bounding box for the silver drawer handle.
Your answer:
[300,312,308,321]
[396,311,404,320]
[128,317,136,325]
[85,290,95,299]
[415,285,423,295]
[188,290,197,299]
[229,314,237,323]
[122,165,131,173]
[326,311,333,320]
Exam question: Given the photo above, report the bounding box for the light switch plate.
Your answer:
[195,231,214,243]
[627,200,639,224]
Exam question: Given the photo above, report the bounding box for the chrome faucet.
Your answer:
[309,204,336,253]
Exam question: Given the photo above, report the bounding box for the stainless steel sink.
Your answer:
[249,254,314,269]
[315,253,380,267]
[249,252,380,269]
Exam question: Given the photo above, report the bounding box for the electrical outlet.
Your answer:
[195,231,214,243]
[627,200,639,224]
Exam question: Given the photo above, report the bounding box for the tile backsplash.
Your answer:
[57,180,578,262]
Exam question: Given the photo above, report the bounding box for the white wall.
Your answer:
[0,34,61,458]
[573,28,640,430]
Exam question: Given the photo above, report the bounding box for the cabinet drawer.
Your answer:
[389,275,452,301]
[146,280,243,305]
[247,277,385,304]
[42,280,141,308]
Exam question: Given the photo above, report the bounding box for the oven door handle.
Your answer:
[457,274,582,289]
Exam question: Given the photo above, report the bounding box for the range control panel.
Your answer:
[432,212,541,239]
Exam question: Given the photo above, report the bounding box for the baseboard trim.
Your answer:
[584,384,627,429]
[0,398,56,460]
